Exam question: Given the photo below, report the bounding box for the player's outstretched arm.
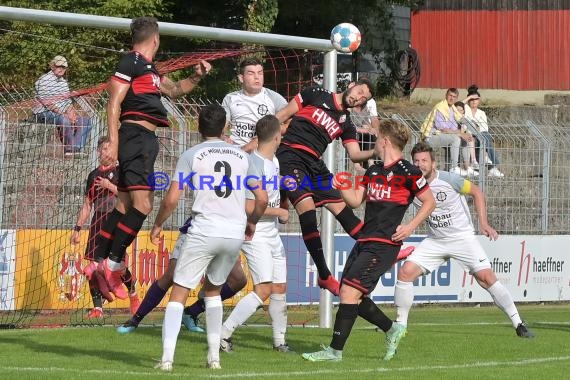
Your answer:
[392,188,435,242]
[344,141,374,163]
[161,60,211,99]
[275,98,299,124]
[468,182,499,240]
[333,173,366,208]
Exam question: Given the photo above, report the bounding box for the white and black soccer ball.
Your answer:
[330,23,361,53]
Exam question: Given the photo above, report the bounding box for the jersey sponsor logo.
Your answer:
[427,213,453,228]
[367,183,392,200]
[311,108,341,138]
[234,122,256,138]
[436,191,447,202]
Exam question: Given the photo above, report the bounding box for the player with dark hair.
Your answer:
[302,119,435,362]
[154,104,267,371]
[276,79,413,296]
[387,142,533,361]
[219,115,292,353]
[93,16,211,300]
[71,136,139,318]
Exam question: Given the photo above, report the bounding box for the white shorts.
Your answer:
[408,234,491,275]
[241,227,287,285]
[173,234,243,289]
[170,233,186,260]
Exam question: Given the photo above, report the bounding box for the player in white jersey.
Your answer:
[222,58,288,152]
[386,142,534,361]
[182,58,288,326]
[219,115,292,353]
[153,104,268,371]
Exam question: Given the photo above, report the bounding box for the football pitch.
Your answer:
[1,304,569,380]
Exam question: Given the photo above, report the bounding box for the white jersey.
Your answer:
[349,98,378,129]
[413,170,475,238]
[175,139,254,239]
[222,88,287,147]
[245,151,281,230]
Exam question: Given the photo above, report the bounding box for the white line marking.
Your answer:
[2,356,570,378]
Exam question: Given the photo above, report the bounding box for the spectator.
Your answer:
[463,85,504,178]
[33,55,93,156]
[454,101,478,170]
[349,97,379,171]
[420,88,476,177]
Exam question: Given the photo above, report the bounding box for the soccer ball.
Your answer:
[330,23,361,53]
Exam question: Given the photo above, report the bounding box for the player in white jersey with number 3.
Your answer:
[153,104,268,371]
[386,142,534,362]
[219,115,292,353]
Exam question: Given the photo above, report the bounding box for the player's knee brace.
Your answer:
[298,209,319,239]
[335,206,363,238]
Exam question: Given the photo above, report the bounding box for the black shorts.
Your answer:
[118,123,159,191]
[276,145,343,207]
[341,241,399,295]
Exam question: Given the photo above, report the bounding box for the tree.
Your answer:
[0,0,171,89]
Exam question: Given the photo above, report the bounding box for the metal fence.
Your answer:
[1,86,569,236]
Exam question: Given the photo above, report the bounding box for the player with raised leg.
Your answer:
[93,17,210,300]
[275,79,375,296]
[302,119,435,362]
[154,104,267,371]
[387,142,534,361]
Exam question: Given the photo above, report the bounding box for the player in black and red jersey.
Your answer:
[93,17,212,300]
[70,136,140,318]
[301,119,435,362]
[275,79,376,295]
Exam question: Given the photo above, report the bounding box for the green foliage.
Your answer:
[0,0,171,89]
[242,0,278,33]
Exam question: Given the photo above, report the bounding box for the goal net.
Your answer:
[0,21,340,328]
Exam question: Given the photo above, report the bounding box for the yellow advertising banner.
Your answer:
[14,229,253,311]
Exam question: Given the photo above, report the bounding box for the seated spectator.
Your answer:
[463,85,504,178]
[420,88,476,177]
[454,101,478,169]
[349,97,379,171]
[33,55,93,156]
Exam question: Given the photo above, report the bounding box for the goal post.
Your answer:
[0,6,340,328]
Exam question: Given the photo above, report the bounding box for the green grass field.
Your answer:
[1,304,569,380]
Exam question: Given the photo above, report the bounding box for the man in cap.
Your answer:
[33,55,93,156]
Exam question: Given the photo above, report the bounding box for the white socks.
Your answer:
[394,280,414,326]
[487,281,522,328]
[162,301,183,363]
[205,296,223,363]
[269,293,288,347]
[221,292,263,340]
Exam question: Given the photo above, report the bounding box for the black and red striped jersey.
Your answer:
[111,51,169,127]
[358,158,429,245]
[85,165,118,214]
[281,86,357,158]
